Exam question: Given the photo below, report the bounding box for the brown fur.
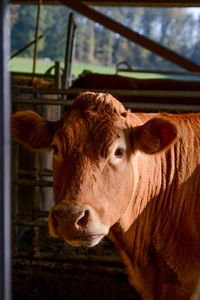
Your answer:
[11,92,200,300]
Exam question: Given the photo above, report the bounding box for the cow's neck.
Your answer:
[108,114,200,298]
[110,152,164,257]
[109,136,200,295]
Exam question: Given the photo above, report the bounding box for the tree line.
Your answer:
[10,4,200,72]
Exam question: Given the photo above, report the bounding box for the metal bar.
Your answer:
[12,219,47,227]
[12,98,73,105]
[0,0,11,299]
[13,258,124,274]
[12,256,123,273]
[17,210,49,217]
[11,86,200,96]
[9,0,200,7]
[12,179,53,186]
[116,68,200,77]
[12,143,19,256]
[55,61,61,90]
[12,87,200,98]
[55,61,63,117]
[13,254,121,264]
[63,12,76,89]
[18,169,53,176]
[11,71,54,79]
[32,152,40,255]
[60,0,200,72]
[11,68,200,78]
[123,102,200,112]
[10,34,44,60]
[11,98,200,112]
[33,0,42,74]
[11,99,200,113]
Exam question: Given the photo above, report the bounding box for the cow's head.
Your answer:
[12,92,177,247]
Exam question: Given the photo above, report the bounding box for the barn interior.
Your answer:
[10,1,200,300]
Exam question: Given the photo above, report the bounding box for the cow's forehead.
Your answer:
[72,92,126,115]
[55,105,127,158]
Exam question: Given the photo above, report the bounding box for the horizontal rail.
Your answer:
[116,67,200,77]
[117,68,200,77]
[12,87,200,97]
[12,98,73,106]
[18,169,53,177]
[12,97,200,112]
[13,253,121,264]
[17,210,49,218]
[12,179,53,186]
[11,71,55,79]
[13,256,124,274]
[12,219,47,227]
[124,102,200,112]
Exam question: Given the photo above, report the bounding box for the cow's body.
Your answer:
[11,92,200,300]
[109,113,200,300]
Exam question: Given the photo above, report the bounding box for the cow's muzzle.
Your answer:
[48,202,108,247]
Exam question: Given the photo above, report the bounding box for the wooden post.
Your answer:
[33,0,42,74]
[0,0,11,299]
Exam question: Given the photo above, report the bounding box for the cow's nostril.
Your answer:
[76,209,89,227]
[53,210,66,219]
[52,209,66,228]
[51,206,90,230]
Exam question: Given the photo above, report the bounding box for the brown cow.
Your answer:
[11,92,200,300]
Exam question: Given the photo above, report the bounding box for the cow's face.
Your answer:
[11,92,177,247]
[48,112,135,247]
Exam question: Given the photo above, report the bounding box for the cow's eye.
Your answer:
[51,145,58,154]
[115,148,124,158]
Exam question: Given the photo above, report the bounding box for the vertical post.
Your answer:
[12,143,19,257]
[33,0,42,75]
[32,153,40,256]
[0,0,11,300]
[55,61,62,118]
[55,61,61,90]
[62,12,77,90]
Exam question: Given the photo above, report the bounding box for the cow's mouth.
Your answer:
[64,234,104,247]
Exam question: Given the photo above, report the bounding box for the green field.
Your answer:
[9,57,200,81]
[10,57,116,78]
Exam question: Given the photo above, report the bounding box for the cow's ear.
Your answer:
[11,111,57,151]
[133,118,177,154]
